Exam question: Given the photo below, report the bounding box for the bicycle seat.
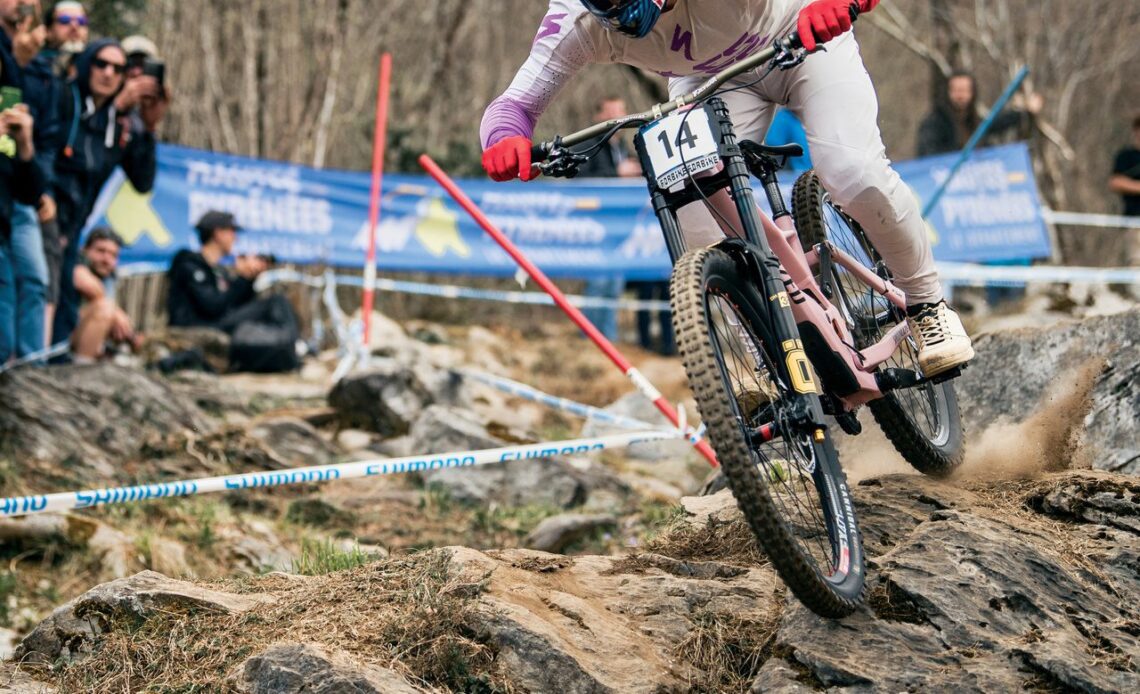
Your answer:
[744,141,804,158]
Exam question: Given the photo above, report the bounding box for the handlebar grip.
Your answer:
[531,143,549,164]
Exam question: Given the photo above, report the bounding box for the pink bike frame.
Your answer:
[760,212,911,409]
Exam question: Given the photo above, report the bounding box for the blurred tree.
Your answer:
[85,0,147,39]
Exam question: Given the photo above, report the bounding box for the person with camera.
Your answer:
[50,38,161,346]
[167,211,301,373]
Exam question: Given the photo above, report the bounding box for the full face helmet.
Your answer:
[580,0,665,39]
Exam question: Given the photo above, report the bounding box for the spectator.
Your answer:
[575,96,641,179]
[1,0,51,358]
[21,3,72,342]
[51,38,162,346]
[0,102,45,363]
[167,211,265,328]
[764,108,812,173]
[574,96,640,343]
[916,71,1043,157]
[167,211,301,373]
[1109,114,1140,218]
[40,1,86,77]
[70,226,140,361]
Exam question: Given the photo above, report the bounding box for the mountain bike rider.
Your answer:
[480,0,975,377]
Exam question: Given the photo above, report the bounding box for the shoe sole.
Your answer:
[919,345,976,377]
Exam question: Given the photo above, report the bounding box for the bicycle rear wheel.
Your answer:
[792,171,964,477]
[671,246,864,618]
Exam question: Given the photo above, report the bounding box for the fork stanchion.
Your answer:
[419,154,719,468]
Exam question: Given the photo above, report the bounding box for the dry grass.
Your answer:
[644,511,768,568]
[39,551,508,693]
[674,606,781,693]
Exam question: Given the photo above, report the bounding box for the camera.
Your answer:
[141,58,166,87]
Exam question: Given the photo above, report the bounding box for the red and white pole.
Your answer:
[418,155,719,468]
[361,52,393,353]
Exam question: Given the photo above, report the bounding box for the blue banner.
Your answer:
[92,142,1050,280]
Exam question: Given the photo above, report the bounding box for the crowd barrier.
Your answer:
[0,429,682,517]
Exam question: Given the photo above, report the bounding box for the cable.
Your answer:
[672,62,781,241]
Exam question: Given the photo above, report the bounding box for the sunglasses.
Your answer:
[55,14,89,27]
[92,57,126,75]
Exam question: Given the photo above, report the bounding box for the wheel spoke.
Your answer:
[706,291,839,575]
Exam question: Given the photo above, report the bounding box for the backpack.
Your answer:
[228,320,300,373]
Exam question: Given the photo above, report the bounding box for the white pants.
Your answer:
[669,33,942,305]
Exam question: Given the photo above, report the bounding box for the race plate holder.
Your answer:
[638,105,721,190]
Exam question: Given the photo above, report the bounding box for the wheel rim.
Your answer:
[819,199,951,448]
[703,282,849,583]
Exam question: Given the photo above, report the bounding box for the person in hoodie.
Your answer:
[50,37,163,345]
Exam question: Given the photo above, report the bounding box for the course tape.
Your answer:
[1043,210,1140,230]
[455,368,661,431]
[0,430,682,517]
[0,341,71,375]
[937,262,1140,287]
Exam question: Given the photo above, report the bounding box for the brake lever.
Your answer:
[771,37,811,71]
[538,138,590,179]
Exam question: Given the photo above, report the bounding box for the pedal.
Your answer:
[875,367,921,393]
[928,363,966,385]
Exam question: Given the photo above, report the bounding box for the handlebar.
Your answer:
[531,5,861,166]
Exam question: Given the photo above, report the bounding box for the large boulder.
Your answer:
[0,364,211,487]
[958,309,1139,474]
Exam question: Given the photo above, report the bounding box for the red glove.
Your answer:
[797,0,878,52]
[482,135,538,182]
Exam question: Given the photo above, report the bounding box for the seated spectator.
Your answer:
[70,227,141,361]
[167,210,301,372]
[1,102,46,364]
[167,210,264,328]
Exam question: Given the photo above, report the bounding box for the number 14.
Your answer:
[657,120,700,159]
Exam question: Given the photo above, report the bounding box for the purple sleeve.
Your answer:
[479,5,598,150]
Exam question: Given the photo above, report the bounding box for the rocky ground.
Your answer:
[0,303,1137,693]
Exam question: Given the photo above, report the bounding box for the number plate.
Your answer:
[641,106,720,189]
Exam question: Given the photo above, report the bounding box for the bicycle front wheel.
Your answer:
[792,170,965,478]
[671,246,864,618]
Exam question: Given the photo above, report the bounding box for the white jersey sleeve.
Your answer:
[479,1,601,150]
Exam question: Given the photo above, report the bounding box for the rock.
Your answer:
[580,392,689,463]
[523,514,617,553]
[327,360,435,436]
[0,364,211,487]
[16,571,273,665]
[412,406,629,509]
[164,370,249,419]
[335,428,374,452]
[449,546,780,693]
[218,521,293,574]
[0,627,18,661]
[248,417,339,467]
[756,473,1140,692]
[231,642,425,694]
[0,668,57,693]
[0,515,136,580]
[959,309,1140,474]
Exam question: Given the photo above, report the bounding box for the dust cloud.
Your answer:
[839,358,1103,483]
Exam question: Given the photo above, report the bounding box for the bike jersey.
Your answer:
[480,0,808,148]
